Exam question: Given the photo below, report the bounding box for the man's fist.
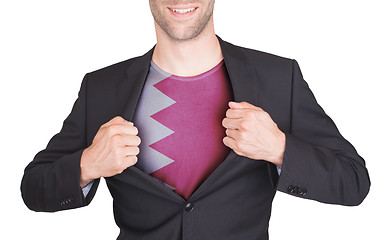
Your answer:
[80,116,141,187]
[222,101,285,168]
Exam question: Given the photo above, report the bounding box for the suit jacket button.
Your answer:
[185,202,194,212]
[298,188,307,196]
[287,185,295,193]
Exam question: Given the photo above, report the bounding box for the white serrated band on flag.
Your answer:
[132,64,175,174]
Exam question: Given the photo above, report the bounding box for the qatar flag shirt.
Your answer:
[132,60,234,200]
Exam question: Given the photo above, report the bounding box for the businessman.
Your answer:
[21,0,370,239]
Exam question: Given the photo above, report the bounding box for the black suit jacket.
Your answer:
[21,37,370,240]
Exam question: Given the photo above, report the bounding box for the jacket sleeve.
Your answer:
[276,60,370,206]
[21,74,100,212]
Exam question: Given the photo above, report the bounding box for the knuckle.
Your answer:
[259,111,267,118]
[107,125,118,135]
[233,141,241,151]
[238,131,247,140]
[222,118,227,127]
[239,120,248,130]
[113,116,124,121]
[112,148,121,158]
[100,122,108,129]
[258,111,270,121]
[244,111,254,119]
[225,109,231,117]
[134,146,140,155]
[135,136,141,145]
[235,150,245,157]
[265,112,272,119]
[128,155,138,165]
[115,162,125,174]
[116,158,125,169]
[132,126,139,135]
[111,134,122,145]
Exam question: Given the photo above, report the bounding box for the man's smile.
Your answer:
[167,6,198,18]
[170,7,196,13]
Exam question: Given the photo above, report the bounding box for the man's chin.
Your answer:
[165,26,208,42]
[163,31,199,42]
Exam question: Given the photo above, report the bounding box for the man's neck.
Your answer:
[152,23,223,77]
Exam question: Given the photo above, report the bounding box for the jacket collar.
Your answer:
[117,35,259,122]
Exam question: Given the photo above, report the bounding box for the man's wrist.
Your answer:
[270,132,286,168]
[80,148,96,188]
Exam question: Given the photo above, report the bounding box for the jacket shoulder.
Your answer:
[85,46,153,85]
[221,40,293,67]
[85,56,142,83]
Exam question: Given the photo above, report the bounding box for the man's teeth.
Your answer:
[172,8,196,14]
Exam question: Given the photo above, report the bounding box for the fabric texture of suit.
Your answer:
[21,36,370,240]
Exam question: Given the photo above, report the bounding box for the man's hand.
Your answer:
[222,101,285,168]
[80,116,141,188]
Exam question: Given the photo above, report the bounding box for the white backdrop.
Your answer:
[1,0,383,239]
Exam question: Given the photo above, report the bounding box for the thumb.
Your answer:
[228,101,259,110]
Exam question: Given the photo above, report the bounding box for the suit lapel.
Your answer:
[218,36,260,106]
[116,47,154,122]
[114,37,261,202]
